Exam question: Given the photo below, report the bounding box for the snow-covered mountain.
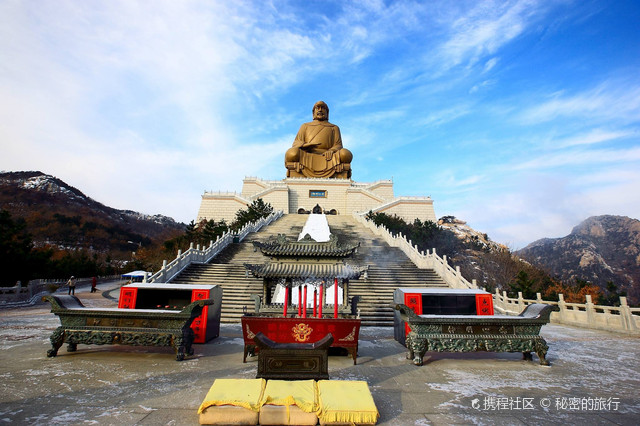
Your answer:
[0,171,184,251]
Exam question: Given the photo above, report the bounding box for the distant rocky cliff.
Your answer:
[517,215,640,304]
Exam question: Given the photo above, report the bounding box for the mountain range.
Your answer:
[0,171,184,254]
[517,215,640,304]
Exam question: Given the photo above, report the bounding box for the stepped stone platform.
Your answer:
[172,214,448,326]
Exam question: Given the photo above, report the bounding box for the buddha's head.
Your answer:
[312,101,329,121]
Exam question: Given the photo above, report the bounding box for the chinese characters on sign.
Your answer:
[471,396,621,411]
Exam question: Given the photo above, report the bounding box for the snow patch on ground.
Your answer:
[220,338,244,346]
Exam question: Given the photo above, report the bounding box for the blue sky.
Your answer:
[1,0,639,248]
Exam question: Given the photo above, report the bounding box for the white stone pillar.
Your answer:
[619,297,637,331]
[585,295,596,327]
[558,294,566,323]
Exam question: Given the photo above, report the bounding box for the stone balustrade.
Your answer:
[352,213,476,290]
[493,290,640,335]
[149,211,283,283]
[1,276,120,306]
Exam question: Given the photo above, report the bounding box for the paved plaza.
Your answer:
[1,281,639,425]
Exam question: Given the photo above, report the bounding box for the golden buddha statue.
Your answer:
[285,101,353,179]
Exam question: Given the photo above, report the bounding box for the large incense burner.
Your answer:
[43,295,213,361]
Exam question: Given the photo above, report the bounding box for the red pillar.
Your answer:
[313,288,317,317]
[303,285,308,318]
[334,278,339,318]
[298,286,302,317]
[283,284,289,317]
[319,283,324,318]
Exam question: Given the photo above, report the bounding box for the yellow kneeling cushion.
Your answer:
[198,378,379,426]
[198,379,265,425]
[259,380,318,425]
[317,380,379,425]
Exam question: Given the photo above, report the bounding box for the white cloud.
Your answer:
[513,146,640,171]
[437,0,543,71]
[483,57,500,73]
[554,129,635,148]
[452,161,640,248]
[1,0,638,247]
[436,172,484,189]
[417,105,471,127]
[518,81,640,124]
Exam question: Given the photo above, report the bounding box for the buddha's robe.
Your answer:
[292,120,343,155]
[285,120,352,178]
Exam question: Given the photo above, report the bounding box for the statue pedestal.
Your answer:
[197,177,436,225]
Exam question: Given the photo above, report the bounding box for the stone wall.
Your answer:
[197,193,250,223]
[370,197,437,223]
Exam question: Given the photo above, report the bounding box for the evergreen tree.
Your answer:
[0,210,34,286]
[508,270,538,299]
[232,199,274,231]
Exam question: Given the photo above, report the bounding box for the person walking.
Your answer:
[67,276,76,295]
[90,276,97,293]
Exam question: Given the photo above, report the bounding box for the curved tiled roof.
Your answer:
[252,234,359,258]
[244,262,367,279]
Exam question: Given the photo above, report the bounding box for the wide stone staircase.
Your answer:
[171,215,308,322]
[171,214,449,326]
[326,216,449,326]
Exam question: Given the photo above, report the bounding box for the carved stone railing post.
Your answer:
[557,294,566,323]
[619,297,636,332]
[585,295,596,327]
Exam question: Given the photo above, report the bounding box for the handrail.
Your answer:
[249,184,289,201]
[1,275,121,307]
[149,210,283,283]
[360,195,433,216]
[349,186,386,203]
[352,213,476,289]
[492,290,639,335]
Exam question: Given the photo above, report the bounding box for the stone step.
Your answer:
[169,214,451,326]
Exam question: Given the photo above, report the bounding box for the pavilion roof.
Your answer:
[244,262,367,280]
[252,234,359,258]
